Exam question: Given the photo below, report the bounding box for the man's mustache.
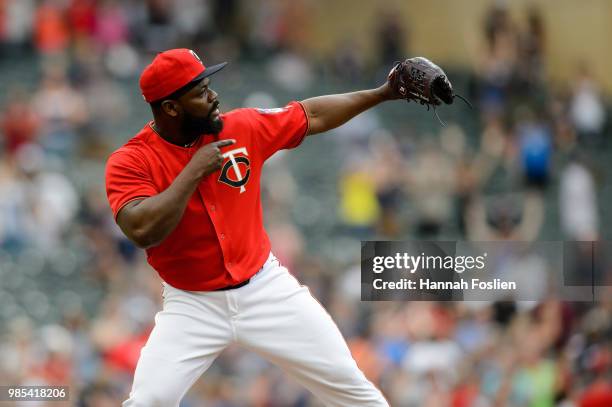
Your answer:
[207,100,220,119]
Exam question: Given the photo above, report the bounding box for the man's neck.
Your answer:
[151,121,199,147]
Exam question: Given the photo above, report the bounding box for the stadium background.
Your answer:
[0,0,611,406]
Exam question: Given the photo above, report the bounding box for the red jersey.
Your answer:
[105,102,308,290]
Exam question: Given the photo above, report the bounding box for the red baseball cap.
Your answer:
[139,48,227,103]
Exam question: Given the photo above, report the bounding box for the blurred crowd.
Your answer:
[0,1,611,406]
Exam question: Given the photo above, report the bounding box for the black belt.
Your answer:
[214,279,250,291]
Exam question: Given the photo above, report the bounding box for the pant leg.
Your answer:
[123,284,233,407]
[233,257,389,407]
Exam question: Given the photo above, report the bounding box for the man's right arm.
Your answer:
[116,139,235,249]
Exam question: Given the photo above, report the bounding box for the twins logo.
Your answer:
[189,50,203,64]
[218,147,250,193]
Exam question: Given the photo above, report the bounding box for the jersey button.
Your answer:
[228,262,233,268]
[211,205,216,212]
[220,233,225,240]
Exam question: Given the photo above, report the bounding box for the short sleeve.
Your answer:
[105,149,158,219]
[249,101,309,160]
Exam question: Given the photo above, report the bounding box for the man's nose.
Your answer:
[208,89,218,101]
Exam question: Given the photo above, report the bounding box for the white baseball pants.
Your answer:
[123,253,388,406]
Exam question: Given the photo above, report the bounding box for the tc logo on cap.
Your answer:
[189,50,203,64]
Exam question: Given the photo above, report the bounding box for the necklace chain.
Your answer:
[150,122,199,148]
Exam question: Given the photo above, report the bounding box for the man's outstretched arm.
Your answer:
[301,57,460,135]
[301,82,397,135]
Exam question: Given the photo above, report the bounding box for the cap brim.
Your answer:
[192,62,228,82]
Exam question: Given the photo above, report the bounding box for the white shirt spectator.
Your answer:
[570,79,606,135]
[560,162,599,240]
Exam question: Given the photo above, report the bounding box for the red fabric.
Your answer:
[105,331,151,373]
[139,48,207,103]
[0,0,7,40]
[34,3,70,53]
[579,381,612,407]
[68,0,97,38]
[348,338,383,385]
[32,356,72,384]
[106,102,308,290]
[452,384,479,407]
[1,103,40,153]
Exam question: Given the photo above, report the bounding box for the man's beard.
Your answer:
[181,102,223,136]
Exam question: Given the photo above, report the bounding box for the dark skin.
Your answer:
[117,76,398,248]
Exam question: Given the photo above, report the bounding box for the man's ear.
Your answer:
[161,100,180,117]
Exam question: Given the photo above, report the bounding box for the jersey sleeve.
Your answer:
[105,149,158,219]
[248,101,309,160]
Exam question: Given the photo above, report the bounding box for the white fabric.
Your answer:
[560,162,599,239]
[570,81,605,134]
[123,253,388,406]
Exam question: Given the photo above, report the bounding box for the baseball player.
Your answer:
[105,49,454,406]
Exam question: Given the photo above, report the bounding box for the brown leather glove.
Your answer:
[387,57,456,106]
[387,57,472,124]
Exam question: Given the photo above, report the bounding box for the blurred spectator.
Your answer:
[1,0,35,50]
[90,294,153,375]
[78,381,123,407]
[0,317,36,382]
[579,377,612,407]
[331,39,365,83]
[174,0,211,42]
[82,65,130,130]
[211,0,239,36]
[560,154,599,241]
[549,88,577,151]
[0,1,7,45]
[0,88,41,155]
[245,0,285,55]
[515,106,553,188]
[370,130,405,237]
[570,63,607,147]
[35,324,74,384]
[67,0,96,42]
[332,109,381,146]
[0,156,31,252]
[130,0,179,52]
[339,155,380,238]
[34,0,70,55]
[348,333,385,386]
[518,7,546,86]
[267,221,304,273]
[376,9,408,66]
[466,191,544,241]
[478,4,519,114]
[14,143,80,252]
[267,51,314,92]
[407,138,455,238]
[94,0,129,50]
[32,62,88,157]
